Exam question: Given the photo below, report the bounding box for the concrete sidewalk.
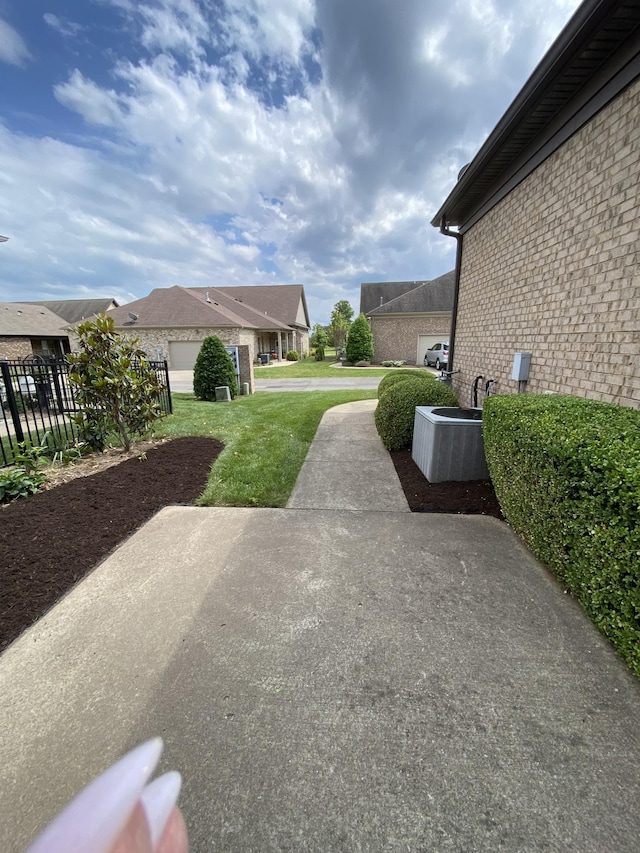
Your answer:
[1,402,639,852]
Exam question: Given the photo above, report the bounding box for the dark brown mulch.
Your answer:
[1,437,501,653]
[0,437,223,652]
[390,449,504,519]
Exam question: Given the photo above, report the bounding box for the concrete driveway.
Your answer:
[1,401,639,852]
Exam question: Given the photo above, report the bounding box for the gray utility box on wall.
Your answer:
[412,406,489,483]
[511,351,532,381]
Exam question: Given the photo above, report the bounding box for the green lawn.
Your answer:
[156,390,377,506]
[254,354,423,379]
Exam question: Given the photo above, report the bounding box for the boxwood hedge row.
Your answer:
[375,375,458,450]
[377,369,433,398]
[482,394,640,676]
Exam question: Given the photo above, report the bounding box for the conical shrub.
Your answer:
[193,336,238,401]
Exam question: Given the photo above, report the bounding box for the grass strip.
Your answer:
[254,354,421,379]
[156,389,377,506]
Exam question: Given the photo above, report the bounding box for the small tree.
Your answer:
[68,314,163,452]
[330,300,354,351]
[310,323,329,349]
[345,313,374,363]
[193,335,238,401]
[311,323,329,361]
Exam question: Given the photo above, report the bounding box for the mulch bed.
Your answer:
[1,437,502,653]
[390,449,504,519]
[0,437,223,652]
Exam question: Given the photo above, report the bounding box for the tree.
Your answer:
[310,323,329,361]
[330,300,354,351]
[310,323,329,349]
[345,313,374,363]
[68,314,163,452]
[193,335,238,401]
[331,300,354,325]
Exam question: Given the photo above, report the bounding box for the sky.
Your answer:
[0,0,582,325]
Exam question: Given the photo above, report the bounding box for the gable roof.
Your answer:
[367,271,455,315]
[433,0,640,231]
[26,299,119,324]
[360,281,424,316]
[198,285,310,330]
[108,286,294,331]
[0,302,70,337]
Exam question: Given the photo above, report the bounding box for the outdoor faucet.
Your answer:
[472,375,483,408]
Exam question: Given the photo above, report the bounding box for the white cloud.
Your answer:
[43,13,83,39]
[0,19,31,66]
[1,0,584,321]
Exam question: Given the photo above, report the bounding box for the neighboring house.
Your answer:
[361,272,455,364]
[432,0,640,408]
[27,298,119,324]
[107,284,310,370]
[0,302,71,361]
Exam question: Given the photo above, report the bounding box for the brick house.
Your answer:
[106,284,310,388]
[432,0,639,408]
[360,271,455,364]
[0,302,71,360]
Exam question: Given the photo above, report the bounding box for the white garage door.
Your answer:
[417,335,447,366]
[169,341,202,370]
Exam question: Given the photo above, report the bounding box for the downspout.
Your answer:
[439,215,462,372]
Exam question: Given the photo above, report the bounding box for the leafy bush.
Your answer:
[68,315,164,452]
[193,335,238,401]
[345,313,374,364]
[375,376,458,450]
[483,394,640,677]
[315,346,325,361]
[286,351,299,361]
[0,467,47,503]
[378,369,433,398]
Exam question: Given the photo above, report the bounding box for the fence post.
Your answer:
[163,360,173,414]
[0,360,24,444]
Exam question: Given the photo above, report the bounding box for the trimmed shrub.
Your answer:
[193,335,238,401]
[315,345,325,361]
[378,369,433,398]
[375,376,458,450]
[483,394,640,677]
[345,313,374,363]
[286,350,299,361]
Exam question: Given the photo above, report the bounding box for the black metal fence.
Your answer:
[0,358,172,467]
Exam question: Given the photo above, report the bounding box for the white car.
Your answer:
[424,342,449,370]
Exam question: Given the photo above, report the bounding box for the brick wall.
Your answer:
[0,337,33,360]
[370,314,451,362]
[451,77,640,409]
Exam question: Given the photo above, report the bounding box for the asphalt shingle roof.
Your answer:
[0,303,70,337]
[26,299,119,324]
[363,271,455,316]
[108,285,297,331]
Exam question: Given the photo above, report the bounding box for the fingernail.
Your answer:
[140,771,182,849]
[25,738,163,853]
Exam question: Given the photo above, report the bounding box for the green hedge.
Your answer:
[377,369,433,398]
[483,394,640,677]
[375,377,458,450]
